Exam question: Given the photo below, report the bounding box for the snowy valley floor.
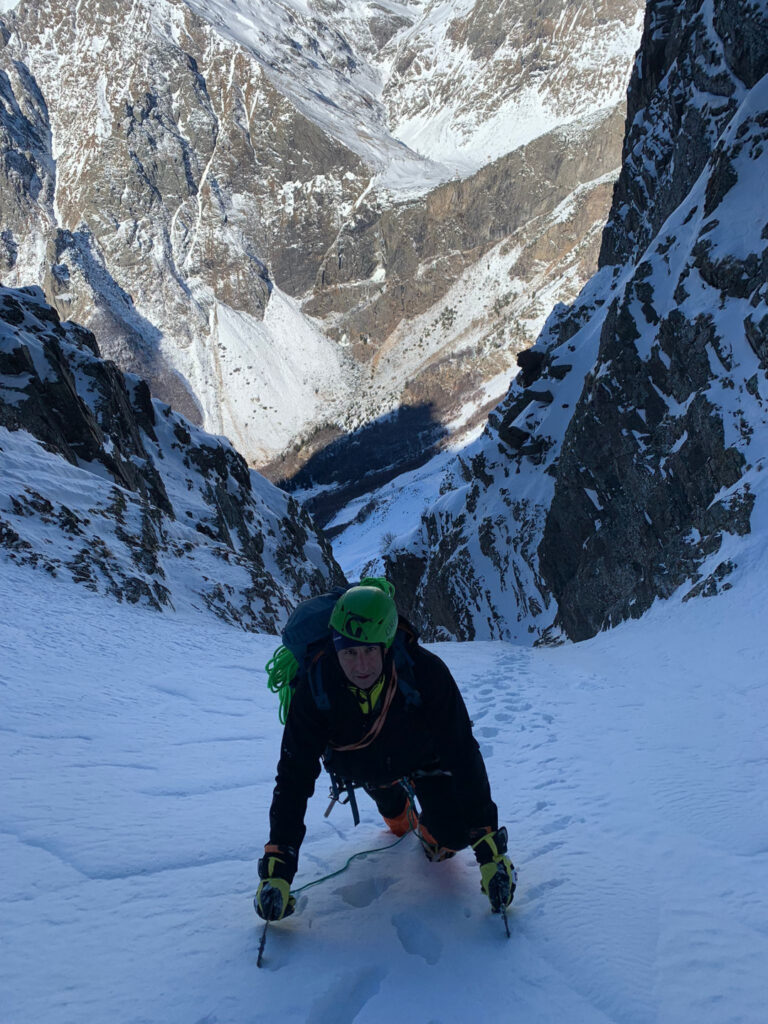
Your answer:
[2,559,767,1024]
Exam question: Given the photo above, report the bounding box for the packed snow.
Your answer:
[3,529,768,1022]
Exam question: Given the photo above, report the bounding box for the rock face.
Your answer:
[599,0,768,267]
[378,0,642,172]
[0,284,345,628]
[282,105,627,515]
[0,0,642,512]
[385,0,768,643]
[1,0,366,442]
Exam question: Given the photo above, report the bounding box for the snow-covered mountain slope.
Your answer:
[0,284,344,627]
[283,106,627,518]
[180,0,447,186]
[383,0,768,643]
[182,0,644,182]
[1,0,369,439]
[377,0,644,176]
[3,521,767,1023]
[0,0,642,505]
[327,442,459,581]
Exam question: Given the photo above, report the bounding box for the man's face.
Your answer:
[337,645,384,689]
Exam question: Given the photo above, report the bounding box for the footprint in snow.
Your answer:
[335,875,394,908]
[392,910,443,965]
[307,966,386,1024]
[539,815,578,835]
[528,839,565,860]
[531,799,552,812]
[524,877,566,902]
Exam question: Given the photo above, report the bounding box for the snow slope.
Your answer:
[0,284,343,628]
[327,444,460,581]
[206,287,360,463]
[3,541,768,1022]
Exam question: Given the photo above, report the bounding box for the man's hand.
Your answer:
[254,845,298,921]
[472,826,517,912]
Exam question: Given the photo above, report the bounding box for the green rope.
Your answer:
[265,645,299,724]
[293,832,410,895]
[358,576,395,599]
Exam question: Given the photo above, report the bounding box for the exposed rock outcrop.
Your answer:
[386,0,768,643]
[1,0,367,453]
[1,0,642,507]
[599,0,768,267]
[0,284,345,628]
[281,106,627,515]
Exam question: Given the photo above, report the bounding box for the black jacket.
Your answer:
[267,632,497,852]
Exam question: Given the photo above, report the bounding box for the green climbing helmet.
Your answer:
[329,580,399,649]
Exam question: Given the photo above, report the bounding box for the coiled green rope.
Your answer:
[265,645,299,724]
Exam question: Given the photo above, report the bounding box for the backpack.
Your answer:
[265,578,422,724]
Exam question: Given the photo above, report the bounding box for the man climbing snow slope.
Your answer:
[255,581,517,922]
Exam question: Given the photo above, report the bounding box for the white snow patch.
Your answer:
[166,285,359,466]
[2,526,768,1022]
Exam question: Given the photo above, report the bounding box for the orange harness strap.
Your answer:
[331,667,398,753]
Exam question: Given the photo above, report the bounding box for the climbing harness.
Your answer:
[324,769,362,826]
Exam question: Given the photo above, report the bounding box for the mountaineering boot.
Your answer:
[382,787,419,836]
[472,826,516,911]
[383,805,415,836]
[417,821,457,862]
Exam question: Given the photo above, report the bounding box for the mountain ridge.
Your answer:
[0,0,642,504]
[0,282,345,628]
[381,0,768,643]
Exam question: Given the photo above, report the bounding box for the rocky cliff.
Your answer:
[0,283,345,628]
[0,0,642,513]
[385,0,768,643]
[1,0,366,439]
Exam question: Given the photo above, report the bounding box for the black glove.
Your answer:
[254,845,298,921]
[471,826,517,912]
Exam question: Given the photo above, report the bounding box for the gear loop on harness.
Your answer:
[323,768,361,826]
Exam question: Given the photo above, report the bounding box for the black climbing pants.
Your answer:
[364,753,498,851]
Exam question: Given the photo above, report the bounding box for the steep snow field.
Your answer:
[3,538,767,1023]
[327,445,457,580]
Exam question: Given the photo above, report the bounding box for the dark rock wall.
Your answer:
[599,0,768,267]
[538,0,767,639]
[387,0,768,643]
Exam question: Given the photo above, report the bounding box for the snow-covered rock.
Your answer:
[0,0,642,508]
[0,284,345,628]
[384,0,768,643]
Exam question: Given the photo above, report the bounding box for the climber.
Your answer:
[255,582,516,922]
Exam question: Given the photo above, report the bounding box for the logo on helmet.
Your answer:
[342,612,370,639]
